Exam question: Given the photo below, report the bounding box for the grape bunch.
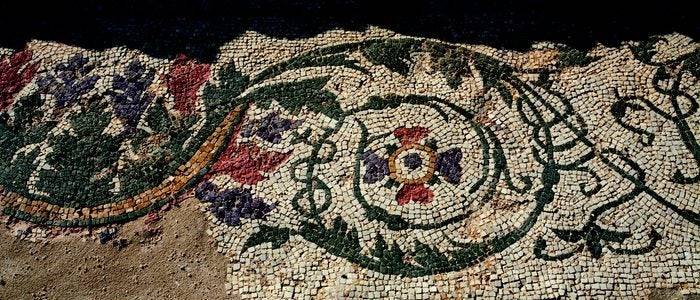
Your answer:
[195,181,275,226]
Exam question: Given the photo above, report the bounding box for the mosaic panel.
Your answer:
[1,29,698,298]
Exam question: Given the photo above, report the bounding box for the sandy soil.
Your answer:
[0,196,695,300]
[0,197,231,300]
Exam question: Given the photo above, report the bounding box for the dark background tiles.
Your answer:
[0,0,697,63]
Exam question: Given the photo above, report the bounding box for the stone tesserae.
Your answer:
[0,29,698,299]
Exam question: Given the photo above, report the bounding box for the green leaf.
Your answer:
[426,42,472,89]
[383,178,399,189]
[552,228,584,243]
[596,225,631,243]
[298,219,362,258]
[558,49,597,68]
[413,242,449,269]
[427,175,440,185]
[10,94,44,130]
[425,138,438,151]
[473,53,514,90]
[360,95,403,111]
[450,244,486,265]
[144,98,173,133]
[244,76,342,118]
[362,39,417,75]
[36,100,121,207]
[371,234,388,258]
[288,53,367,74]
[0,94,54,162]
[241,225,291,253]
[202,63,249,110]
[683,50,700,78]
[385,143,399,154]
[251,42,366,83]
[332,216,349,234]
[630,37,665,64]
[384,241,405,266]
[365,206,410,230]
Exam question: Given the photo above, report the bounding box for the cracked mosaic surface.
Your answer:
[0,29,699,298]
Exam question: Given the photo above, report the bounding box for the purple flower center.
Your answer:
[403,153,423,170]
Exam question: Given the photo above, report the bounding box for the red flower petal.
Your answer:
[166,54,210,116]
[396,183,434,205]
[210,129,291,185]
[0,49,38,112]
[393,126,429,146]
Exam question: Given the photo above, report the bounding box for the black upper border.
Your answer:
[0,0,697,62]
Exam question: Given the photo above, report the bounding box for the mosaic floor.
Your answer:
[0,29,699,299]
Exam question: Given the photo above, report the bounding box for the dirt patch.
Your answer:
[0,197,231,300]
[648,289,700,300]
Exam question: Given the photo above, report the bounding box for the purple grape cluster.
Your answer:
[37,54,99,107]
[240,112,300,144]
[195,181,275,226]
[109,59,155,128]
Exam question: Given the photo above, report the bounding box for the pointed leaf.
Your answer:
[362,39,416,75]
[241,225,290,253]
